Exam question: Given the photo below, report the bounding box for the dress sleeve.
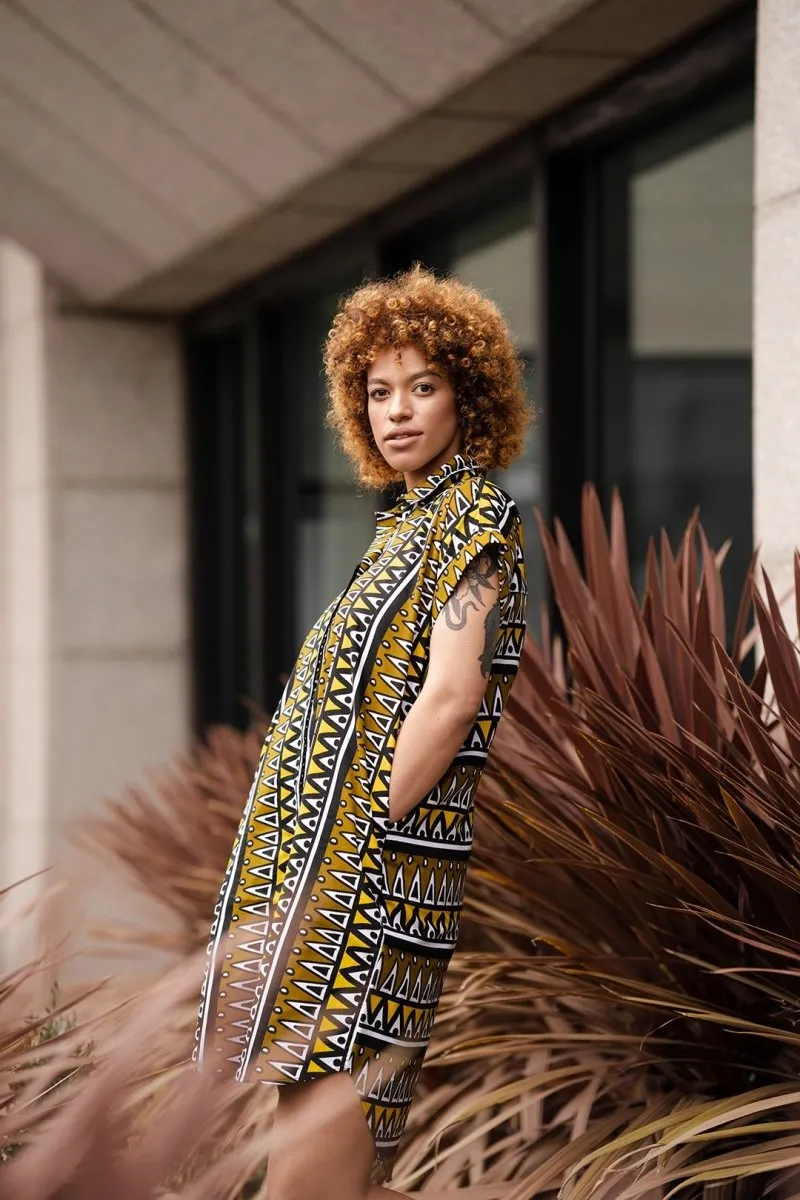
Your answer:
[430,509,513,627]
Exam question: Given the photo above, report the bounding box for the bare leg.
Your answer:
[266,1070,411,1200]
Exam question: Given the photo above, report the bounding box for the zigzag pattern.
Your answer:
[194,453,527,1177]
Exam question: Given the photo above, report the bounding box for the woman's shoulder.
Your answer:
[438,471,523,536]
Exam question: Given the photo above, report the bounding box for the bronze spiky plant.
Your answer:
[388,488,800,1199]
[3,485,800,1200]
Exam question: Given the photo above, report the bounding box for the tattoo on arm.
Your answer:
[443,548,502,677]
[480,599,502,677]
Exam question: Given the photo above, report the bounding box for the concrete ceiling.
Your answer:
[0,0,740,313]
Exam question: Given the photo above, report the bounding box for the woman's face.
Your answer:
[367,344,462,487]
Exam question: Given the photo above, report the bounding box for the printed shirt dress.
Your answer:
[194,451,527,1178]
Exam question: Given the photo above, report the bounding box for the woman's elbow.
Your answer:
[426,680,483,730]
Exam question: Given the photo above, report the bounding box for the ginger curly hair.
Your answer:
[324,264,533,489]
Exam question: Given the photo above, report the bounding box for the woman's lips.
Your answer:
[386,431,422,447]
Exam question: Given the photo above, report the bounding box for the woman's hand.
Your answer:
[386,546,502,823]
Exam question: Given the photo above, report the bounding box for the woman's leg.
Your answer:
[266,1070,411,1200]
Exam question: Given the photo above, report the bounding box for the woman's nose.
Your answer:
[387,390,412,417]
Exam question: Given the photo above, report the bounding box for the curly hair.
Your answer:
[323,264,533,489]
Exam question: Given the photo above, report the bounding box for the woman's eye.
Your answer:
[415,383,434,395]
[369,389,387,401]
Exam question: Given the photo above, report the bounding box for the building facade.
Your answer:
[0,0,795,951]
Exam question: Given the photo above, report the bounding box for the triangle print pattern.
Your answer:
[193,453,527,1180]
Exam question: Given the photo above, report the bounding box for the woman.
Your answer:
[194,265,530,1198]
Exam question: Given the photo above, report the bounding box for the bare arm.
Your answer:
[387,547,502,822]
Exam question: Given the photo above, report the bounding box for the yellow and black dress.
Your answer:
[194,451,527,1178]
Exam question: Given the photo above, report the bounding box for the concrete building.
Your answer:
[0,0,793,946]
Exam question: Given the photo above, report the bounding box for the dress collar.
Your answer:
[375,451,483,520]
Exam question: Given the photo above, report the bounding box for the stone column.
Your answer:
[0,238,190,974]
[0,242,51,962]
[753,0,800,615]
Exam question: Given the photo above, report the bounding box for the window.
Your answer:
[276,269,374,648]
[597,89,754,610]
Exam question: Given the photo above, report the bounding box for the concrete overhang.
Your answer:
[0,0,742,313]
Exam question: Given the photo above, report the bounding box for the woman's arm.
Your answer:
[387,546,502,823]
